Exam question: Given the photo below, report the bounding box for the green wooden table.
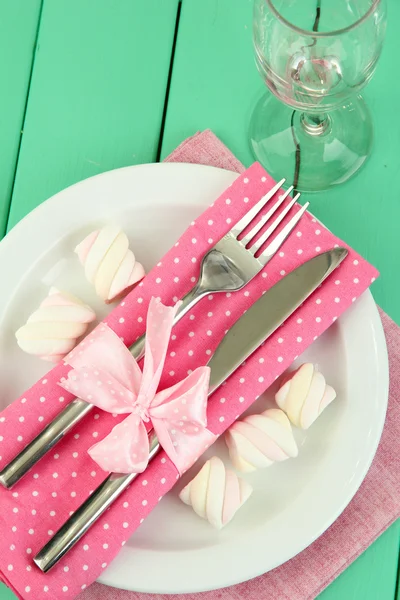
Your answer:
[0,1,398,598]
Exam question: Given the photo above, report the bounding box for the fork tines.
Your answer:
[232,178,309,265]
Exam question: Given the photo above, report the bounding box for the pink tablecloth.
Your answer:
[81,131,399,600]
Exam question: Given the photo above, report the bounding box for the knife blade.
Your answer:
[208,246,347,391]
[34,247,348,572]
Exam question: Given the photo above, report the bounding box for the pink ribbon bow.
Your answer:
[59,298,214,475]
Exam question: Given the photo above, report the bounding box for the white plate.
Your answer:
[0,163,389,594]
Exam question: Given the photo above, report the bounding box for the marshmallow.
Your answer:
[179,456,252,529]
[225,408,298,473]
[276,363,337,429]
[15,288,96,363]
[75,225,145,303]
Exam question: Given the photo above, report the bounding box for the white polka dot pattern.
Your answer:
[0,163,378,599]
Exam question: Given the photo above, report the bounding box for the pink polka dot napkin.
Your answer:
[0,157,378,600]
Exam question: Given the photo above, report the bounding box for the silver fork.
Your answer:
[0,179,308,489]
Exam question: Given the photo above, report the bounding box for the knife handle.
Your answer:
[0,283,205,489]
[34,430,160,573]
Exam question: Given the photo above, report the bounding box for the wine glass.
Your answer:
[250,0,387,192]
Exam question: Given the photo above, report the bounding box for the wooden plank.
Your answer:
[397,546,400,600]
[7,0,179,229]
[0,0,42,236]
[161,0,257,167]
[319,521,399,600]
[161,0,400,597]
[0,584,17,600]
[161,0,400,325]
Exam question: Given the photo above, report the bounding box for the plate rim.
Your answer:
[0,162,389,594]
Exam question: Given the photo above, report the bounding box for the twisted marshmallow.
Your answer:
[15,288,96,362]
[179,456,252,529]
[276,363,336,429]
[75,224,145,303]
[225,408,298,473]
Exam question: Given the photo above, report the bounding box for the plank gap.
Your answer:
[156,1,182,162]
[3,0,44,237]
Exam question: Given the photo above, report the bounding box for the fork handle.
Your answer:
[130,281,206,362]
[0,282,207,489]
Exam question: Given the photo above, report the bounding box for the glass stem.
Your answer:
[301,112,331,136]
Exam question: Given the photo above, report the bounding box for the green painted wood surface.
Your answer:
[319,521,400,600]
[0,1,42,236]
[7,0,179,230]
[0,586,15,600]
[0,0,398,598]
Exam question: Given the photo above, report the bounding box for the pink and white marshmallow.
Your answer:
[276,363,337,429]
[179,456,252,529]
[225,408,298,473]
[75,224,145,303]
[15,288,96,363]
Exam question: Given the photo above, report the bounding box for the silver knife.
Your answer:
[34,248,347,572]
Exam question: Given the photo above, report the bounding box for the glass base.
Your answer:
[249,93,373,193]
